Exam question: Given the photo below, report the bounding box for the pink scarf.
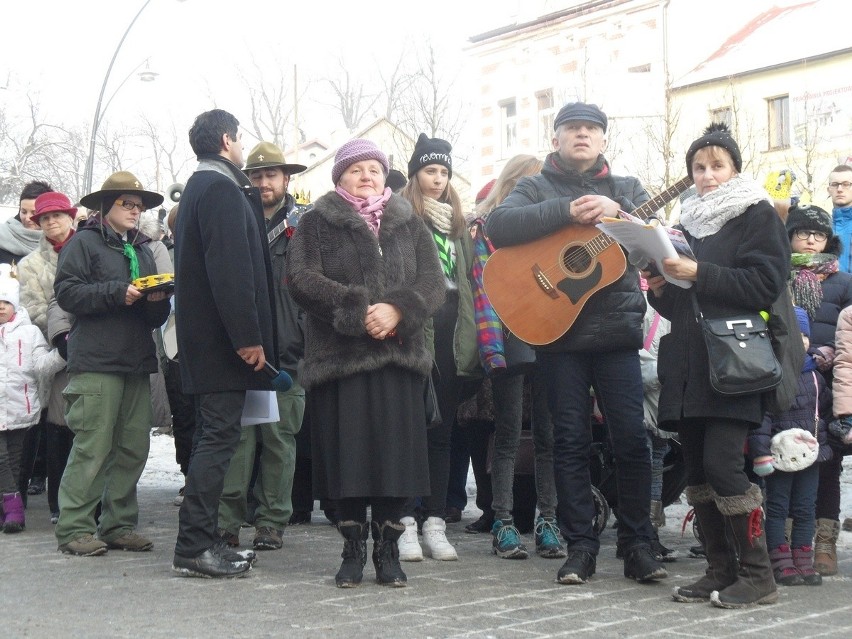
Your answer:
[335,186,392,237]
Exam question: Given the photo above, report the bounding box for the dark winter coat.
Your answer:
[748,367,833,463]
[54,223,169,375]
[805,270,852,350]
[648,200,790,428]
[266,193,305,379]
[285,190,445,391]
[484,153,649,353]
[174,155,276,394]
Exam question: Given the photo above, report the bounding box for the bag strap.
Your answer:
[643,312,661,351]
[811,370,819,437]
[690,290,704,323]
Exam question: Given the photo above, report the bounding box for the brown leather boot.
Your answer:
[672,484,738,603]
[814,518,839,576]
[710,485,778,609]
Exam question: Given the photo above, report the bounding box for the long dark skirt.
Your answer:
[309,366,430,500]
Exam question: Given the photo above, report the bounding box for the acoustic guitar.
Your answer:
[482,176,694,346]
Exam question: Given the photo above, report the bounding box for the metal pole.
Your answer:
[83,0,152,197]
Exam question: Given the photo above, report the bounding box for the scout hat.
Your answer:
[243,141,307,175]
[79,171,164,212]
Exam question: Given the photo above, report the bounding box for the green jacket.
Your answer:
[425,231,480,379]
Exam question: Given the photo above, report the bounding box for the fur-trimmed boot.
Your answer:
[335,521,368,588]
[813,518,840,576]
[371,521,407,587]
[793,545,822,586]
[710,484,778,609]
[672,484,738,602]
[2,493,25,534]
[769,544,804,586]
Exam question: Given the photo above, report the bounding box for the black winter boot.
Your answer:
[711,485,778,609]
[371,521,407,587]
[335,521,368,588]
[673,485,738,602]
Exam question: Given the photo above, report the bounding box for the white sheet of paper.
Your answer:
[241,390,280,427]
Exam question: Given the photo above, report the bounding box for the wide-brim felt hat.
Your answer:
[79,171,164,211]
[243,141,307,175]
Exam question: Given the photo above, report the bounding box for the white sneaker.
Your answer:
[422,516,458,561]
[397,516,423,562]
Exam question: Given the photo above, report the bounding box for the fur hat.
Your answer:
[408,133,452,179]
[243,141,306,175]
[793,305,810,337]
[685,123,743,179]
[33,191,77,223]
[80,171,164,212]
[331,139,389,185]
[770,428,818,472]
[0,263,19,310]
[553,102,608,132]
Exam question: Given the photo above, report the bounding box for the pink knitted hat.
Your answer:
[331,139,389,185]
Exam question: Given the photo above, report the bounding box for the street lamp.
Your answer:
[82,0,184,196]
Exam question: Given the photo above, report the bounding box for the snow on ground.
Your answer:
[140,430,852,550]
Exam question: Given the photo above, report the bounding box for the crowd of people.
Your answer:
[1,104,851,608]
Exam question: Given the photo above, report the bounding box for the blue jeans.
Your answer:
[764,463,819,549]
[539,350,653,555]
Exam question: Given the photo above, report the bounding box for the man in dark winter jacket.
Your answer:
[172,109,277,578]
[216,141,307,551]
[485,102,666,586]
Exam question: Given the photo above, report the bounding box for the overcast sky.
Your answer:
[0,0,522,138]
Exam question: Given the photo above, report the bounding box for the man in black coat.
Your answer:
[216,141,307,551]
[485,102,666,586]
[172,109,277,578]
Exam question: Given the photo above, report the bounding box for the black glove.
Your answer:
[53,332,69,361]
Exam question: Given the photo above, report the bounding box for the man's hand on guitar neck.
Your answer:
[569,194,621,225]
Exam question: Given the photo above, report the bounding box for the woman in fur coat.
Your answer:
[286,139,445,588]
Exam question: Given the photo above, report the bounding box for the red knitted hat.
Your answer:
[475,179,496,205]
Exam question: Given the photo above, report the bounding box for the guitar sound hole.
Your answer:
[562,246,591,274]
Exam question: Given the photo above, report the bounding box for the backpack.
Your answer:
[765,285,806,415]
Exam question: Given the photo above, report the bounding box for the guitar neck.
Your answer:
[631,176,694,222]
[588,176,695,258]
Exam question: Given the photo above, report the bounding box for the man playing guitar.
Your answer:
[485,102,666,586]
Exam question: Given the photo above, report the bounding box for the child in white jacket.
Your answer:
[0,264,64,533]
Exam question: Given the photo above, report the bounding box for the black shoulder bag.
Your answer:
[691,292,782,396]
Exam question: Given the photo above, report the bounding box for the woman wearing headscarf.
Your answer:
[286,139,444,588]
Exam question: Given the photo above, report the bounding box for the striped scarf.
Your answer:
[790,252,839,320]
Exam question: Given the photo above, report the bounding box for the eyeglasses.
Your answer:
[116,199,146,212]
[829,181,852,189]
[794,229,828,242]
